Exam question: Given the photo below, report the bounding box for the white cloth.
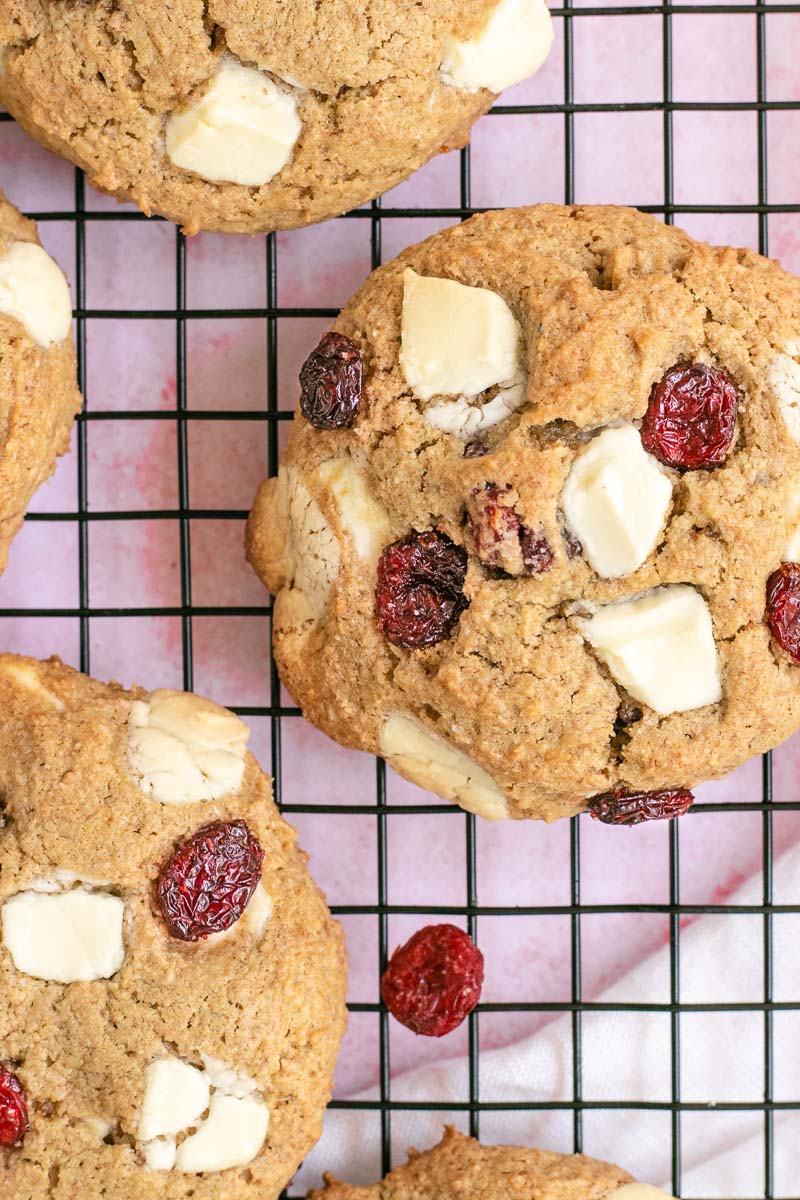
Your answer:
[295,841,800,1197]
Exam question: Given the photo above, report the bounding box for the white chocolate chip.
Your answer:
[561,425,673,579]
[83,1115,113,1140]
[440,0,554,93]
[138,1058,210,1143]
[144,1137,177,1171]
[1,885,125,983]
[0,241,72,347]
[605,1187,677,1200]
[199,1054,260,1099]
[127,689,249,805]
[0,660,65,709]
[166,58,301,186]
[380,714,508,820]
[317,459,391,566]
[400,269,521,403]
[770,351,800,442]
[578,585,722,716]
[174,1092,269,1174]
[423,375,527,438]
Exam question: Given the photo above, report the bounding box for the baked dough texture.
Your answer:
[0,191,81,573]
[308,1128,636,1199]
[247,205,800,822]
[0,1,546,234]
[0,654,347,1199]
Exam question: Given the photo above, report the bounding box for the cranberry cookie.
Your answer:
[308,1128,673,1199]
[0,655,347,1199]
[0,0,552,235]
[0,189,80,572]
[247,205,800,822]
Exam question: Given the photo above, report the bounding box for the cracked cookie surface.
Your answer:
[307,1127,656,1199]
[0,654,347,1199]
[0,190,81,574]
[247,205,800,822]
[0,0,550,234]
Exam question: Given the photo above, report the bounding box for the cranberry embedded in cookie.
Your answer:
[766,562,800,664]
[381,924,484,1036]
[587,786,694,825]
[156,820,266,943]
[467,483,553,576]
[640,361,739,469]
[376,530,468,649]
[300,333,363,430]
[0,1065,28,1148]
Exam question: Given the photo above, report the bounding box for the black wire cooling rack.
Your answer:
[3,5,800,1197]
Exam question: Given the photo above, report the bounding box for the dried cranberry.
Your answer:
[463,439,488,459]
[587,785,694,825]
[376,530,468,649]
[766,562,800,664]
[156,820,265,942]
[640,361,738,469]
[467,483,553,577]
[561,525,582,559]
[381,924,484,1037]
[0,1065,28,1148]
[299,332,362,429]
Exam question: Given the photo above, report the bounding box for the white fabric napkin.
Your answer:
[295,839,800,1197]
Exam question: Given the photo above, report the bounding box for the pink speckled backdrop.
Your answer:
[3,4,800,1195]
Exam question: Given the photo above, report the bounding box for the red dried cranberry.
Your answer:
[588,785,694,825]
[299,332,362,429]
[766,562,800,664]
[468,483,553,577]
[381,924,484,1037]
[640,361,738,469]
[156,820,265,942]
[0,1065,28,1148]
[520,526,554,574]
[376,530,468,649]
[561,525,582,559]
[463,439,488,459]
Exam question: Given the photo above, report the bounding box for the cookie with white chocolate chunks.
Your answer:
[0,654,347,1199]
[307,1127,674,1200]
[0,0,553,235]
[247,204,800,822]
[0,189,81,573]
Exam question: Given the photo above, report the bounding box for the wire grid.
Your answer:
[3,4,800,1197]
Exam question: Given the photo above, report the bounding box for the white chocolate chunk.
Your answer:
[561,425,673,579]
[0,660,65,709]
[400,269,521,402]
[0,241,72,347]
[166,58,301,186]
[424,376,527,437]
[316,459,391,566]
[606,1187,677,1200]
[1,885,125,983]
[271,466,340,620]
[381,714,508,820]
[578,585,722,716]
[128,689,248,805]
[770,352,800,442]
[784,492,800,561]
[440,0,554,93]
[138,1058,210,1142]
[175,1093,269,1173]
[144,1137,177,1171]
[199,1054,260,1099]
[84,1115,113,1140]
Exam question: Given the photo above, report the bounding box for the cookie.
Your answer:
[0,189,80,573]
[0,654,347,1199]
[307,1127,673,1199]
[246,204,800,823]
[0,0,553,235]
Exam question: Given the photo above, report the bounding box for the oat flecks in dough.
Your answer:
[0,659,64,709]
[440,0,554,94]
[1,883,125,983]
[400,268,521,401]
[381,714,509,821]
[579,585,722,716]
[127,688,249,805]
[560,425,673,579]
[166,58,301,187]
[0,241,72,347]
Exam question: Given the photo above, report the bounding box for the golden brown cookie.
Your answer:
[0,0,553,235]
[307,1128,672,1199]
[0,654,347,1199]
[246,204,800,822]
[0,189,81,573]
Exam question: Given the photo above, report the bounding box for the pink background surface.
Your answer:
[2,4,800,1192]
